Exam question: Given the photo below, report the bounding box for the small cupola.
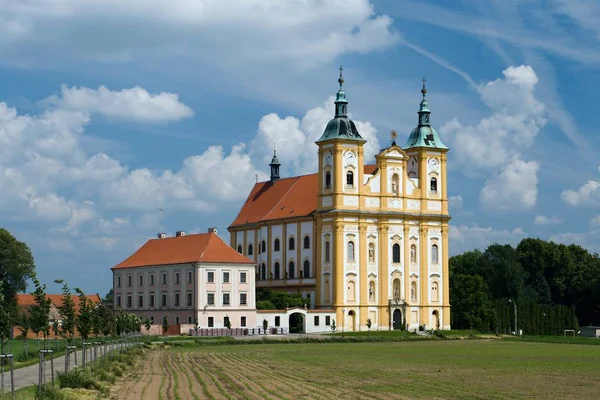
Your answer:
[269,146,281,183]
[403,78,448,150]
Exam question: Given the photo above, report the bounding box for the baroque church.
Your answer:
[228,68,451,331]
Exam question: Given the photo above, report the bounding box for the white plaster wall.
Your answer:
[246,230,255,260]
[300,221,313,277]
[271,224,283,277]
[368,173,380,193]
[235,231,244,252]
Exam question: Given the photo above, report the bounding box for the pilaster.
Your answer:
[378,223,389,329]
[315,219,322,306]
[419,225,429,326]
[442,225,451,328]
[441,153,448,214]
[419,151,428,212]
[358,222,368,329]
[267,225,272,278]
[243,230,247,256]
[403,226,410,309]
[229,230,236,250]
[333,148,343,208]
[296,223,301,278]
[334,222,345,326]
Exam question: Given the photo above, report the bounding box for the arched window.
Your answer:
[410,244,417,263]
[391,174,399,195]
[261,263,266,281]
[274,262,280,280]
[261,240,266,253]
[347,241,355,262]
[303,236,310,249]
[325,241,330,263]
[411,281,417,302]
[248,244,253,256]
[392,243,401,263]
[274,238,280,252]
[288,262,295,279]
[346,170,354,187]
[237,245,242,254]
[289,237,295,250]
[303,260,310,278]
[431,244,439,264]
[347,280,356,301]
[325,171,331,189]
[432,281,439,302]
[430,177,437,192]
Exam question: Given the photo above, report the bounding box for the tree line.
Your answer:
[450,238,600,333]
[0,228,144,357]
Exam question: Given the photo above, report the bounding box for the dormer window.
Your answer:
[430,177,437,193]
[325,171,331,189]
[346,170,354,187]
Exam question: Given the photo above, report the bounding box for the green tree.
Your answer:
[262,319,268,335]
[15,309,31,356]
[144,317,151,332]
[256,288,308,310]
[28,277,52,347]
[103,289,114,305]
[0,229,36,316]
[0,281,11,355]
[75,288,94,341]
[366,318,372,337]
[55,280,76,344]
[450,274,492,331]
[330,319,336,333]
[162,316,169,336]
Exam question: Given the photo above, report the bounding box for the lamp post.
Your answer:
[341,308,345,338]
[509,299,518,336]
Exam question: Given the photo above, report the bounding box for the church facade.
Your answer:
[229,70,451,331]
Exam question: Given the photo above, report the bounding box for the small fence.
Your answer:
[188,327,289,336]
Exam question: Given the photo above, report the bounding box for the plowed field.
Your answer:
[111,340,600,399]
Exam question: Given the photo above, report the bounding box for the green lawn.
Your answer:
[185,340,600,399]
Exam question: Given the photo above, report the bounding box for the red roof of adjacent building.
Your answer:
[16,294,101,312]
[229,165,378,227]
[112,232,255,270]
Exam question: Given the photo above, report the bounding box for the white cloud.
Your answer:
[45,85,194,122]
[449,224,527,255]
[590,214,600,226]
[534,215,562,225]
[449,195,463,210]
[251,96,381,175]
[441,65,546,210]
[561,170,600,206]
[0,1,398,71]
[480,159,539,211]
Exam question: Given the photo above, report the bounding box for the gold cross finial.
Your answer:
[421,77,427,97]
[338,65,344,87]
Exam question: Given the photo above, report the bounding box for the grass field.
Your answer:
[111,339,600,400]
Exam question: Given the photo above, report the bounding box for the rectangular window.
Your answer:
[150,294,155,308]
[207,293,215,305]
[139,275,143,286]
[187,271,193,283]
[207,271,214,283]
[188,316,192,324]
[241,316,247,327]
[187,292,193,307]
[138,295,143,308]
[162,273,167,285]
[175,272,180,284]
[314,316,320,326]
[224,316,230,328]
[223,293,230,306]
[127,296,132,308]
[275,316,280,327]
[117,276,121,288]
[127,276,132,287]
[325,316,331,326]
[240,272,247,283]
[176,317,180,325]
[150,274,155,285]
[161,294,167,307]
[117,296,121,307]
[208,317,214,328]
[240,293,247,305]
[223,272,230,283]
[175,293,180,307]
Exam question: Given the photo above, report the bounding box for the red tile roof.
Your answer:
[230,165,378,227]
[113,232,255,270]
[16,294,101,312]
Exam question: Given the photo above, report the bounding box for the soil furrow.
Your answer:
[189,353,233,400]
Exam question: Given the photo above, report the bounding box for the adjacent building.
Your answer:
[228,71,451,331]
[112,229,257,329]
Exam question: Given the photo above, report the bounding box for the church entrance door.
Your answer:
[393,309,403,330]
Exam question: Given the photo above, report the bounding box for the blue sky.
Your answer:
[1,0,599,297]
